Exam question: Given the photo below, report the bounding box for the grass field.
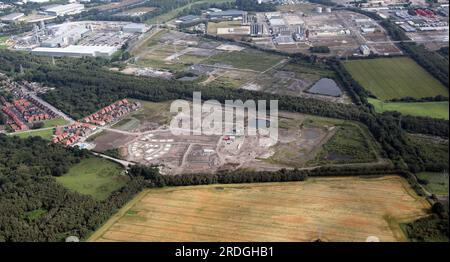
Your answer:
[205,49,286,72]
[0,36,10,49]
[315,123,378,164]
[89,176,429,242]
[41,117,69,128]
[368,98,449,120]
[13,128,55,140]
[344,57,448,100]
[416,172,449,196]
[56,158,128,201]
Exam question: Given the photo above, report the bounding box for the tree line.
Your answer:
[128,164,400,188]
[236,0,277,12]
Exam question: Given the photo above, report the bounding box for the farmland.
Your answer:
[56,158,128,201]
[368,98,449,120]
[343,57,448,100]
[89,176,429,242]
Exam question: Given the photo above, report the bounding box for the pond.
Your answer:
[307,78,342,97]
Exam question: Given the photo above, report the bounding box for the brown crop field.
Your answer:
[89,176,429,242]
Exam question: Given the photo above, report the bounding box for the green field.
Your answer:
[13,128,55,140]
[369,98,449,120]
[0,36,9,49]
[315,123,378,165]
[416,172,449,196]
[344,57,448,100]
[56,158,128,201]
[41,117,69,128]
[205,49,286,72]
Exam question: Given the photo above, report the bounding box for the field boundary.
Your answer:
[87,190,149,241]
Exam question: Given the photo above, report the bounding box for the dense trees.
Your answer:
[309,46,331,53]
[0,134,145,242]
[128,164,400,188]
[0,112,5,125]
[236,0,277,12]
[178,2,236,17]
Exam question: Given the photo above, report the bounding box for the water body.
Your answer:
[307,78,342,97]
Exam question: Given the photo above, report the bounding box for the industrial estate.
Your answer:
[0,0,448,245]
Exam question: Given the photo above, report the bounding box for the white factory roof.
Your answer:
[269,18,286,26]
[1,12,24,21]
[123,23,147,29]
[32,45,118,57]
[43,3,84,12]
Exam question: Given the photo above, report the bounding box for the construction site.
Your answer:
[85,100,381,175]
[126,29,349,104]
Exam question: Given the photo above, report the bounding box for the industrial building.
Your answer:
[250,23,265,37]
[274,35,295,45]
[40,3,85,16]
[41,27,91,47]
[175,15,202,24]
[207,10,247,21]
[1,12,24,23]
[360,44,371,56]
[31,45,118,58]
[122,23,149,33]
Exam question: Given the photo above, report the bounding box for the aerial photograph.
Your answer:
[0,0,448,255]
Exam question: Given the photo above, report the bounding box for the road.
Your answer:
[91,152,136,168]
[25,91,75,123]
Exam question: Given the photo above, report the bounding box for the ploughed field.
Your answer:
[90,176,429,242]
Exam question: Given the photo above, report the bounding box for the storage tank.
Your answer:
[316,7,323,13]
[325,7,332,13]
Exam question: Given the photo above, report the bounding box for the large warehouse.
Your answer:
[122,23,149,33]
[1,12,24,23]
[207,10,247,21]
[41,3,85,16]
[31,45,118,58]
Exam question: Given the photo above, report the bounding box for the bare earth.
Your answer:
[89,176,429,242]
